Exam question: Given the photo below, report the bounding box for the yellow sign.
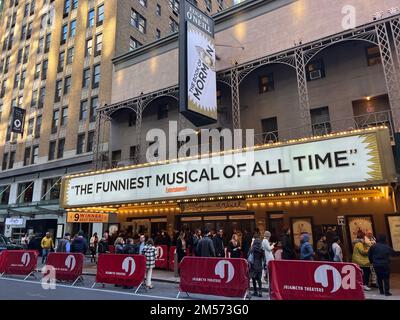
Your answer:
[67,212,109,223]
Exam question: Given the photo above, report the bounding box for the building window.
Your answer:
[35,115,42,138]
[156,4,161,16]
[38,86,46,108]
[17,181,34,204]
[34,63,41,79]
[97,4,104,26]
[61,106,68,126]
[64,0,71,17]
[61,24,68,44]
[306,59,326,81]
[366,45,381,66]
[45,33,51,53]
[24,147,31,166]
[139,0,147,7]
[23,46,29,64]
[42,59,48,80]
[92,64,101,88]
[86,38,93,57]
[31,90,38,107]
[87,131,94,152]
[158,104,169,119]
[204,0,212,12]
[9,151,15,169]
[17,49,23,64]
[31,145,39,164]
[26,23,33,40]
[77,133,85,154]
[37,37,44,54]
[69,20,77,38]
[20,24,27,40]
[58,51,65,72]
[57,138,65,159]
[67,47,74,64]
[80,100,88,120]
[88,8,95,28]
[156,29,161,39]
[19,70,26,90]
[261,117,278,142]
[48,141,56,160]
[2,153,9,171]
[95,33,102,56]
[0,185,10,204]
[52,109,59,133]
[55,80,62,102]
[90,96,98,122]
[30,0,36,15]
[14,73,20,89]
[129,37,141,51]
[24,3,29,17]
[64,76,71,95]
[82,69,90,88]
[131,10,146,33]
[259,74,274,93]
[42,178,61,201]
[27,118,34,135]
[72,0,78,10]
[169,0,179,13]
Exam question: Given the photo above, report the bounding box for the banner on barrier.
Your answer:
[0,250,38,275]
[46,253,84,281]
[179,257,249,298]
[269,260,365,300]
[155,245,168,270]
[0,251,5,273]
[96,254,146,287]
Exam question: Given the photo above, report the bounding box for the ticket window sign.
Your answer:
[67,212,109,223]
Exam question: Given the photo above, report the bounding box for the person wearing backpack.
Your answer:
[56,233,71,253]
[248,233,265,297]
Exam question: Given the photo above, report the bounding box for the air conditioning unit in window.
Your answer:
[309,70,322,80]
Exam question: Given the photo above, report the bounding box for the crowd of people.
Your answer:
[24,226,397,297]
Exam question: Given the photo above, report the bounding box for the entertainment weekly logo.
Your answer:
[192,260,235,284]
[283,264,358,294]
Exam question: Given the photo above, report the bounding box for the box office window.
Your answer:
[0,185,10,204]
[42,178,61,201]
[259,73,274,93]
[17,181,34,204]
[366,45,381,66]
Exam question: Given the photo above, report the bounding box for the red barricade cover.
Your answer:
[169,246,190,271]
[1,250,38,275]
[155,245,168,270]
[96,254,146,287]
[108,245,115,254]
[46,253,84,281]
[269,260,365,300]
[179,257,249,298]
[0,251,5,273]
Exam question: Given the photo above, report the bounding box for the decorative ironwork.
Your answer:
[390,17,400,74]
[231,67,241,130]
[92,110,111,170]
[134,99,143,165]
[376,22,400,131]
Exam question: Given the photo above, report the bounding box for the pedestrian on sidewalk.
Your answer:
[281,227,296,260]
[56,233,71,253]
[242,229,253,259]
[176,231,187,264]
[123,238,136,254]
[316,234,330,261]
[213,229,225,258]
[137,234,146,255]
[228,234,241,258]
[365,230,377,288]
[71,231,88,255]
[89,233,99,263]
[262,231,275,284]
[98,234,109,255]
[368,234,396,296]
[352,231,372,291]
[300,233,315,260]
[21,233,29,249]
[192,229,202,256]
[196,230,216,257]
[248,233,265,297]
[41,232,54,264]
[114,237,125,254]
[332,236,343,262]
[143,238,156,289]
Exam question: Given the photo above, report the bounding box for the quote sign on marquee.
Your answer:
[67,212,109,223]
[61,130,396,208]
[179,0,217,126]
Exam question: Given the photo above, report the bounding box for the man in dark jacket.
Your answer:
[56,233,71,252]
[368,234,396,296]
[71,231,88,255]
[97,236,109,254]
[196,230,216,257]
[213,229,225,257]
[281,227,296,260]
[242,230,253,258]
[123,238,136,254]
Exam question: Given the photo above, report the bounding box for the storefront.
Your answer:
[61,127,399,258]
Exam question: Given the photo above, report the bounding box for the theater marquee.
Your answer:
[61,129,396,208]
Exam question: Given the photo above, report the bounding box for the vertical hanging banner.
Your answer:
[11,107,26,134]
[179,0,217,126]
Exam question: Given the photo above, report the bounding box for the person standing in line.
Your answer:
[89,233,99,263]
[352,231,372,291]
[281,227,296,260]
[262,231,275,284]
[123,238,136,254]
[331,236,343,262]
[56,233,71,253]
[300,233,315,260]
[248,234,265,297]
[213,229,225,258]
[114,237,125,254]
[71,231,88,255]
[176,231,187,264]
[143,238,156,289]
[227,234,241,258]
[136,234,146,255]
[192,229,202,256]
[41,232,54,264]
[316,234,330,261]
[368,234,396,296]
[21,233,29,249]
[196,230,216,257]
[97,234,109,255]
[242,230,253,259]
[365,230,377,287]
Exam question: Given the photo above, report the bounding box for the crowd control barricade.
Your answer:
[108,245,115,254]
[45,252,84,285]
[0,251,5,274]
[169,246,190,271]
[0,250,38,280]
[269,260,365,300]
[93,254,146,293]
[155,245,168,270]
[177,257,249,299]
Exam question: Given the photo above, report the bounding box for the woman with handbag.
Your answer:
[248,233,265,297]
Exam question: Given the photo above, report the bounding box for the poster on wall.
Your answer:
[346,215,375,244]
[291,217,314,248]
[179,0,217,126]
[386,215,400,252]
